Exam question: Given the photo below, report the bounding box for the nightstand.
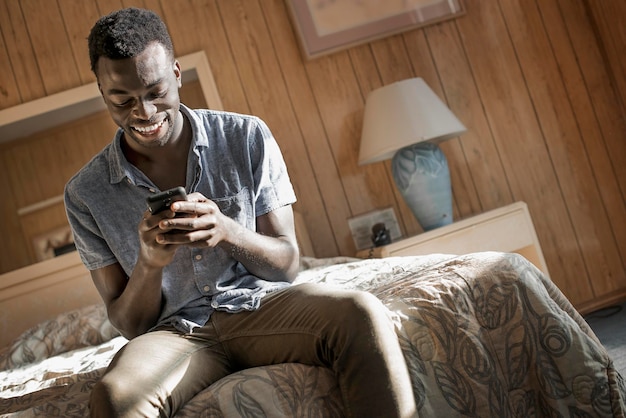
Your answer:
[356,202,549,275]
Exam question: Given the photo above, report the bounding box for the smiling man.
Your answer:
[64,7,416,417]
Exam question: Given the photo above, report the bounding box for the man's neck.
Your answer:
[122,112,192,190]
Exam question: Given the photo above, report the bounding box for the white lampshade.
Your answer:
[358,78,466,165]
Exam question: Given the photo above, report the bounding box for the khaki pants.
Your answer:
[89,283,416,417]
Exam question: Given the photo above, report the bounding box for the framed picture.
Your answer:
[32,225,76,262]
[287,0,465,59]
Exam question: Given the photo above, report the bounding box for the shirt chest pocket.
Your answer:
[212,188,253,228]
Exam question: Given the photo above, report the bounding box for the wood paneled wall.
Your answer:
[0,0,624,313]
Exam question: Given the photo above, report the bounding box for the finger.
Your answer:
[159,217,200,231]
[143,210,174,230]
[155,233,171,245]
[185,192,208,202]
[171,200,213,216]
[185,233,217,248]
[155,230,195,246]
[140,210,155,231]
[156,227,215,247]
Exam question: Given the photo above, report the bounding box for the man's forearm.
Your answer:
[109,261,165,339]
[221,220,300,283]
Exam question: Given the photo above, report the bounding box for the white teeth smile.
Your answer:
[133,119,165,133]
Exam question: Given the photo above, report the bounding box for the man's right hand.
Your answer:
[139,208,186,268]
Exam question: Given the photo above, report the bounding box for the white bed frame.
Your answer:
[0,212,314,348]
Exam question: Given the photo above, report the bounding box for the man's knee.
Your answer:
[337,290,392,332]
[90,375,158,417]
[90,377,117,417]
[298,284,389,326]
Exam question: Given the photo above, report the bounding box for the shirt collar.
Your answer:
[180,104,209,148]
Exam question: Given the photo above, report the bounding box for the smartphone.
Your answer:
[146,186,188,215]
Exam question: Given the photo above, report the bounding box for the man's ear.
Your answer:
[97,83,107,104]
[173,60,182,88]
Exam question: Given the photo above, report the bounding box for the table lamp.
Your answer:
[359,78,467,231]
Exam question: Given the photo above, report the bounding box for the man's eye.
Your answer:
[112,99,132,108]
[151,90,168,99]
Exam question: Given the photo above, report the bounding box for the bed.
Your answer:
[1,222,625,416]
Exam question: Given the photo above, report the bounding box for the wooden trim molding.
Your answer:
[17,195,64,216]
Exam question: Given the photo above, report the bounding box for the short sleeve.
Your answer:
[64,181,117,271]
[250,118,297,216]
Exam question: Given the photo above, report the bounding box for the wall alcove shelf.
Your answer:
[0,51,222,143]
[0,51,223,273]
[0,51,223,217]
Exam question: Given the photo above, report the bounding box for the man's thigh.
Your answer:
[102,326,232,414]
[208,283,378,369]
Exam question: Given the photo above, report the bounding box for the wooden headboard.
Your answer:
[0,251,97,347]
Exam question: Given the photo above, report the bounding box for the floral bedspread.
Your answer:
[1,252,625,417]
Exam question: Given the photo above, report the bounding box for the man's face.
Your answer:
[96,42,182,149]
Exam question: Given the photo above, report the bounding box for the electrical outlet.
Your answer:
[348,208,402,251]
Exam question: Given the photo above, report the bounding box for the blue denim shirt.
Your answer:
[65,105,296,333]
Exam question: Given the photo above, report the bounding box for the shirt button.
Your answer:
[203,285,210,292]
[211,300,219,308]
[195,254,202,261]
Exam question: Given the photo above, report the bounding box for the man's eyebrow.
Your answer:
[106,79,165,95]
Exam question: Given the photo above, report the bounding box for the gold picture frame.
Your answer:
[286,0,465,60]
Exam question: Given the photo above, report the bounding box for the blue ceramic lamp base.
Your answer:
[391,142,453,231]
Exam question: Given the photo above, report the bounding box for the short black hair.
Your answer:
[88,7,174,74]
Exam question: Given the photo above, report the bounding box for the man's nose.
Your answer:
[133,99,157,119]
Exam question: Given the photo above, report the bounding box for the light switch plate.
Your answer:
[348,207,402,251]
